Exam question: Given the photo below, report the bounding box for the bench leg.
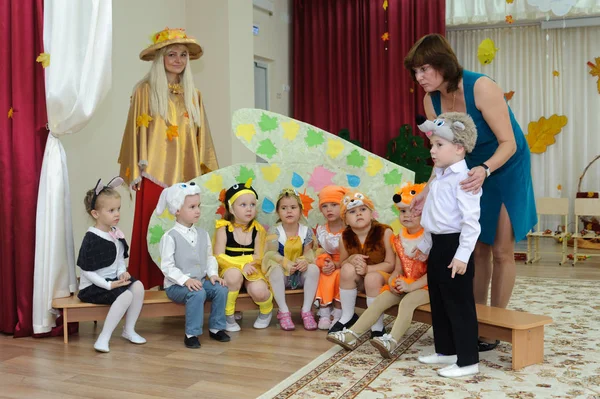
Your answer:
[63,309,68,344]
[511,326,544,370]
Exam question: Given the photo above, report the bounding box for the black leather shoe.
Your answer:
[478,339,499,352]
[209,330,231,342]
[184,335,201,349]
[370,329,385,339]
[328,313,359,333]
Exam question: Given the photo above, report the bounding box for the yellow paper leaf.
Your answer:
[125,167,131,178]
[381,32,390,41]
[587,58,600,94]
[383,0,388,10]
[261,164,281,183]
[204,173,224,193]
[136,113,153,128]
[326,139,345,159]
[477,39,498,65]
[236,124,256,143]
[281,120,300,140]
[166,125,179,141]
[366,156,383,176]
[553,70,560,77]
[526,114,568,154]
[8,107,14,118]
[160,208,175,221]
[36,52,50,68]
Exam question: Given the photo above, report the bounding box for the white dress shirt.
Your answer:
[417,159,482,264]
[159,222,219,288]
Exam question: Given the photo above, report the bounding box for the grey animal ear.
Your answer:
[452,121,465,131]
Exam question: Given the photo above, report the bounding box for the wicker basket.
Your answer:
[570,155,600,249]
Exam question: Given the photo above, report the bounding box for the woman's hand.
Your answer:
[460,166,486,194]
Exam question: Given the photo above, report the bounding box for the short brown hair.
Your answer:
[404,34,463,93]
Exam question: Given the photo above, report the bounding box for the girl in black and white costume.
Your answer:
[77,177,146,352]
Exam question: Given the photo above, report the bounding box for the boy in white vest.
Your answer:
[156,182,230,348]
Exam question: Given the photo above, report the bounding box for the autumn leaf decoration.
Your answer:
[136,113,153,128]
[166,125,179,141]
[526,114,568,154]
[588,57,600,94]
[504,91,515,101]
[8,107,14,118]
[36,52,50,68]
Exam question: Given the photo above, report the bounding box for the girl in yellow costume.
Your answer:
[262,189,319,331]
[118,27,218,289]
[327,183,430,359]
[213,180,273,332]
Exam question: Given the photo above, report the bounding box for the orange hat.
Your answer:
[139,27,203,61]
[393,182,426,209]
[318,185,349,207]
[340,191,375,220]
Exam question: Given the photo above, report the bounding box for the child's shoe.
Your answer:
[328,313,358,333]
[437,363,479,378]
[370,334,397,359]
[301,310,318,331]
[253,312,272,329]
[93,338,110,353]
[122,330,147,344]
[184,335,201,349]
[318,316,331,330]
[418,353,458,364]
[277,311,295,331]
[326,328,359,351]
[225,315,241,332]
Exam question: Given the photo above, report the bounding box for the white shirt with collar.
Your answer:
[417,159,482,264]
[159,222,219,288]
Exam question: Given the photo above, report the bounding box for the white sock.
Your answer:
[367,296,385,332]
[319,306,332,318]
[123,281,144,335]
[209,329,219,334]
[186,334,195,338]
[332,307,342,322]
[338,288,358,324]
[269,266,289,313]
[301,264,320,312]
[96,290,133,347]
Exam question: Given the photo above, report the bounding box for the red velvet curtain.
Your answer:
[293,0,445,156]
[0,0,48,336]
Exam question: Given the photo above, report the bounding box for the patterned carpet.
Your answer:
[259,277,600,399]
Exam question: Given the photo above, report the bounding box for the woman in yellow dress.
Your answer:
[118,28,218,288]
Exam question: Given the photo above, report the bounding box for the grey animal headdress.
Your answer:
[416,112,477,153]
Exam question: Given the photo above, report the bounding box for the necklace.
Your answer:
[168,83,183,94]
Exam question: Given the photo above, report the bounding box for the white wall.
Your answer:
[64,0,257,254]
[253,0,293,116]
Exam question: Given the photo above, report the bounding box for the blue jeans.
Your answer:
[165,279,228,336]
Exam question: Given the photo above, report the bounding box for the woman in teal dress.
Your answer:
[404,34,537,351]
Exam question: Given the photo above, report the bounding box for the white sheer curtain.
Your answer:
[33,0,112,334]
[447,25,600,230]
[447,0,600,26]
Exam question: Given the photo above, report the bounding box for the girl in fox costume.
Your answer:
[327,183,430,358]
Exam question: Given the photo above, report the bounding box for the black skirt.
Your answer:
[78,277,138,305]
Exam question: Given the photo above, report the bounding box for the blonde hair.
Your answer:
[135,45,202,127]
[84,188,121,216]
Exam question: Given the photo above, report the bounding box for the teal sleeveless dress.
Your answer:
[431,70,537,245]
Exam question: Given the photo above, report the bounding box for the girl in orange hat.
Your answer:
[327,191,395,337]
[327,183,430,358]
[118,28,218,289]
[314,185,348,330]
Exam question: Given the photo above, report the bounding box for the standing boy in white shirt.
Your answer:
[156,182,230,348]
[413,112,481,378]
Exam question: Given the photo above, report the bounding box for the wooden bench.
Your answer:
[53,290,552,370]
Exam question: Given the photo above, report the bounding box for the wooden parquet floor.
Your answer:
[2,241,599,398]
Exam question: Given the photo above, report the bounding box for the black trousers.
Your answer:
[427,233,478,367]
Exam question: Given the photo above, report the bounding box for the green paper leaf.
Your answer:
[305,129,325,147]
[346,149,366,167]
[386,124,432,183]
[257,138,277,159]
[237,166,256,183]
[391,204,400,216]
[258,113,278,132]
[149,225,165,245]
[384,169,403,185]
